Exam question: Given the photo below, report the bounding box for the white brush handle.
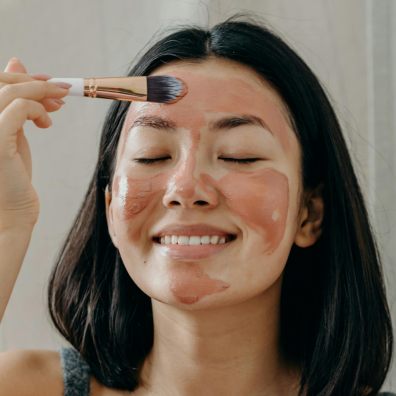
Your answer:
[47,78,84,96]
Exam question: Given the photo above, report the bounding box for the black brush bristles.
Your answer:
[146,76,187,103]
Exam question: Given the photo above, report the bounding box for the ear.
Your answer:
[294,184,324,248]
[105,185,118,248]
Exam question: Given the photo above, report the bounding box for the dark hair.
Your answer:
[47,13,393,396]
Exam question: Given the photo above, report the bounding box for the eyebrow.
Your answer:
[129,114,273,135]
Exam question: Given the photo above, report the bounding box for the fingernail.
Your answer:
[50,98,65,105]
[53,82,72,89]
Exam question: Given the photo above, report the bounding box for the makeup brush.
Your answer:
[47,76,187,104]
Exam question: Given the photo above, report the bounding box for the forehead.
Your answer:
[120,58,294,153]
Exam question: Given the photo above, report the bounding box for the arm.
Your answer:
[0,227,33,324]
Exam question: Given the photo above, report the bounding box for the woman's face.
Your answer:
[106,58,304,309]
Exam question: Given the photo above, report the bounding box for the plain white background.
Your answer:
[0,0,395,391]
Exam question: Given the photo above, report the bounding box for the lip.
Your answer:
[152,223,237,238]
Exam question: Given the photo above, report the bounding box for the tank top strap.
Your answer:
[59,346,91,396]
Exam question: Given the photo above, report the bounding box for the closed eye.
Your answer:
[133,157,261,164]
[219,157,260,164]
[133,156,171,164]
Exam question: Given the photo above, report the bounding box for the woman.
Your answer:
[0,14,393,396]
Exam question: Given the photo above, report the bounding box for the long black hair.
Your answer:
[47,13,393,395]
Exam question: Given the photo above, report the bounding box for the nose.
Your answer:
[162,164,219,209]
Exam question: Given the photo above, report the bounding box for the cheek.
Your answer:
[202,168,289,253]
[111,173,167,240]
[112,174,154,219]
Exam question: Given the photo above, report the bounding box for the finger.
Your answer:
[0,99,51,153]
[0,76,64,112]
[30,73,52,81]
[11,58,27,74]
[0,72,52,86]
[2,59,66,112]
[16,128,33,180]
[41,97,65,112]
[1,59,32,91]
[4,57,27,74]
[0,71,34,84]
[31,77,65,110]
[4,57,19,72]
[0,81,69,113]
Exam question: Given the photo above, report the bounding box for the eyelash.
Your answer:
[133,157,260,164]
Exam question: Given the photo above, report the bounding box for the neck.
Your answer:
[138,279,301,396]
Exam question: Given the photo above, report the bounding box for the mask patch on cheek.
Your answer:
[202,168,289,254]
[112,174,156,220]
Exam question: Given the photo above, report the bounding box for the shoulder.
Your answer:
[0,349,63,396]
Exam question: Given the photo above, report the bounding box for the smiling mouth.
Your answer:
[152,234,237,245]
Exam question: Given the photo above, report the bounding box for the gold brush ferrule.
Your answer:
[83,77,147,101]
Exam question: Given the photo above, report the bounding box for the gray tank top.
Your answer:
[59,346,396,396]
[59,346,91,396]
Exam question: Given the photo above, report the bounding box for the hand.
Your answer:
[0,58,70,231]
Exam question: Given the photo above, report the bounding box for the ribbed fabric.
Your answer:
[59,346,91,396]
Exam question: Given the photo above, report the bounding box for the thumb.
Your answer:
[4,57,28,73]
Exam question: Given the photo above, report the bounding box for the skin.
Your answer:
[105,58,323,396]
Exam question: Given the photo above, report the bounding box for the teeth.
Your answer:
[178,236,189,245]
[189,236,201,245]
[210,235,219,244]
[201,236,210,244]
[158,235,231,245]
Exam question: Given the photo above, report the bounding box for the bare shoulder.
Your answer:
[0,349,63,396]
